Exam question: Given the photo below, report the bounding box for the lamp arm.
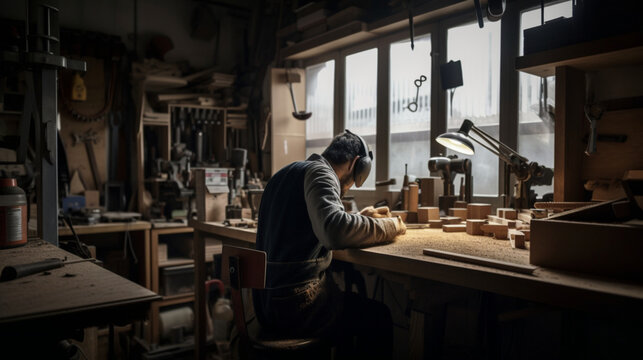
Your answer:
[468,135,512,163]
[470,125,529,163]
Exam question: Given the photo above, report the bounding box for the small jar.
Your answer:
[0,178,27,248]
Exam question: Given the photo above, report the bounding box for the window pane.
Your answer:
[305,60,335,158]
[447,21,501,196]
[389,35,431,187]
[345,48,378,189]
[519,1,572,197]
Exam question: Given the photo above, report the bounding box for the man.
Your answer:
[253,129,406,358]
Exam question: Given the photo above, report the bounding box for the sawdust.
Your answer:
[372,228,530,265]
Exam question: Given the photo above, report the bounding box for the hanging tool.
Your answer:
[407,75,427,112]
[0,257,96,282]
[72,128,101,190]
[285,70,312,120]
[407,0,414,50]
[584,103,604,155]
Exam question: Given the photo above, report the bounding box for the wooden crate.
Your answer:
[530,199,643,280]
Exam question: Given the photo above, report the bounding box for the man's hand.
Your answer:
[395,216,407,235]
[360,206,392,218]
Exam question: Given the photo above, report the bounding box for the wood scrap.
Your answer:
[422,248,536,275]
[454,201,468,208]
[533,202,594,211]
[443,224,466,233]
[407,211,418,224]
[497,208,517,220]
[428,220,443,228]
[440,216,462,225]
[487,215,518,228]
[449,208,468,219]
[467,203,491,220]
[480,223,509,240]
[391,210,408,222]
[417,207,439,223]
[466,219,486,235]
[509,230,526,249]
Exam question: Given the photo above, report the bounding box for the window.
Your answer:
[305,60,335,158]
[518,1,573,197]
[447,20,501,196]
[389,35,432,187]
[345,48,378,189]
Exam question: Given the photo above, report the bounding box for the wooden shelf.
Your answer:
[159,293,194,306]
[159,257,194,267]
[516,32,643,77]
[281,21,373,60]
[279,0,469,60]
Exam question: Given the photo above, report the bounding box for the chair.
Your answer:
[221,245,332,360]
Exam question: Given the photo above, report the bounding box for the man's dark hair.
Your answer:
[321,132,362,165]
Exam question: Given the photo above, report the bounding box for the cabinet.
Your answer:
[516,32,643,201]
[149,226,222,345]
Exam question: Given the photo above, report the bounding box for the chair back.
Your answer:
[221,245,267,337]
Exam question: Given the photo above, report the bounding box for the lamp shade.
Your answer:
[436,131,475,155]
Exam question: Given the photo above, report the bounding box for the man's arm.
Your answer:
[304,163,404,250]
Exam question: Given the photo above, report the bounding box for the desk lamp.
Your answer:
[436,119,552,209]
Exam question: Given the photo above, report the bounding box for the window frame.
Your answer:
[300,0,560,208]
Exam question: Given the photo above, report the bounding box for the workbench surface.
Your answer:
[0,240,159,332]
[190,220,643,309]
[58,220,152,236]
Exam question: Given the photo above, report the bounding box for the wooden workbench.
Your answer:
[0,239,160,344]
[189,220,643,359]
[59,220,152,288]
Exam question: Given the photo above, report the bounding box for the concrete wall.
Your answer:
[0,0,250,70]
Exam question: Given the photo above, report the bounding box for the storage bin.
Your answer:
[160,264,195,296]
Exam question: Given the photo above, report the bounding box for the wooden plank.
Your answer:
[423,248,536,275]
[58,221,151,236]
[515,32,643,77]
[282,21,374,60]
[554,66,586,202]
[442,224,466,233]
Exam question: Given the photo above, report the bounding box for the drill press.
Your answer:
[428,155,472,214]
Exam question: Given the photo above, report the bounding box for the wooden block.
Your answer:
[158,243,168,262]
[428,220,443,228]
[497,208,517,220]
[480,223,509,240]
[419,177,443,207]
[466,219,486,235]
[417,207,440,223]
[521,229,530,241]
[517,211,533,224]
[84,190,100,209]
[467,203,491,220]
[443,224,466,232]
[408,183,419,212]
[402,187,409,210]
[509,230,526,249]
[440,216,461,225]
[407,211,418,223]
[448,208,468,219]
[391,210,408,222]
[454,201,468,208]
[487,215,517,228]
[241,207,253,219]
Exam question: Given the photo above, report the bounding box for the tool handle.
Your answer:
[0,258,64,282]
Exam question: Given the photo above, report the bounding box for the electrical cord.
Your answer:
[60,212,93,259]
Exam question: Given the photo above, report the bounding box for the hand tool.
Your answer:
[286,70,312,120]
[407,75,427,112]
[584,103,604,155]
[1,257,96,281]
[72,128,101,190]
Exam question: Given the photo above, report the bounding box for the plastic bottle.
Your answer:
[212,297,234,359]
